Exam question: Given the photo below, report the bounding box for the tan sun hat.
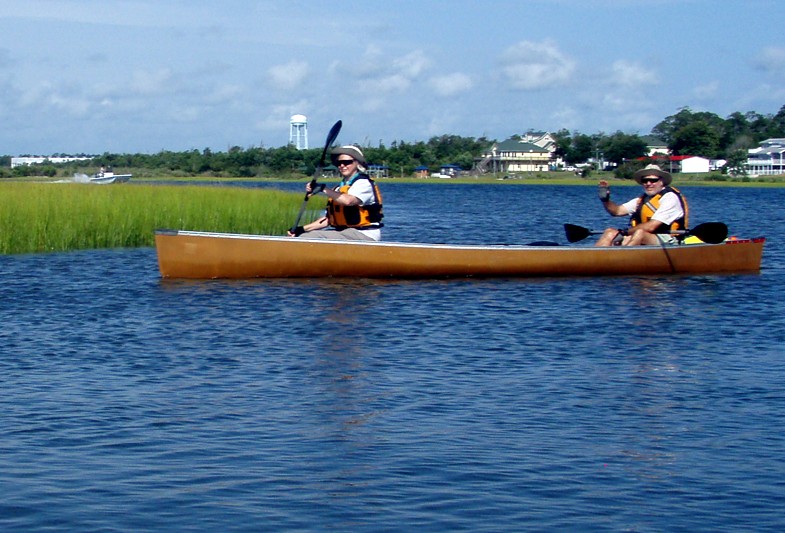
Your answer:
[330,145,366,165]
[633,164,672,185]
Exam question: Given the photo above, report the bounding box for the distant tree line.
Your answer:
[0,135,493,179]
[3,105,784,178]
[555,105,785,176]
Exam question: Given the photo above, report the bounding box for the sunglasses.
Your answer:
[336,159,355,166]
[640,177,661,184]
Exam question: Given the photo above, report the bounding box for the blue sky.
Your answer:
[1,0,784,155]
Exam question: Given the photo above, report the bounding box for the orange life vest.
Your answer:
[630,186,689,233]
[326,174,384,229]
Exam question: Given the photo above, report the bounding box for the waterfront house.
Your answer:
[367,164,390,179]
[636,155,709,174]
[745,138,785,176]
[519,131,557,152]
[413,165,429,178]
[674,155,710,173]
[439,164,463,177]
[640,136,669,157]
[482,139,551,173]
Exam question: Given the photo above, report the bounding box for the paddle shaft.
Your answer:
[564,222,728,244]
[290,120,342,233]
[291,179,318,231]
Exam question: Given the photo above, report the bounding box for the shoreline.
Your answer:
[98,175,785,188]
[11,169,785,188]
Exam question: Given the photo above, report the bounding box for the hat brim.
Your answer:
[633,168,672,185]
[330,147,366,165]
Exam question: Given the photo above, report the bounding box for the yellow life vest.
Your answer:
[630,186,689,233]
[326,174,384,229]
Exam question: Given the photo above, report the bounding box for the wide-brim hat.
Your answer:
[330,145,366,165]
[633,164,672,185]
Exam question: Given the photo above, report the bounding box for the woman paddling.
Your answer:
[288,145,383,241]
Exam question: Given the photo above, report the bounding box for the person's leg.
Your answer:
[655,234,679,245]
[299,228,375,241]
[595,228,623,247]
[625,229,676,246]
[298,229,343,240]
[334,228,376,241]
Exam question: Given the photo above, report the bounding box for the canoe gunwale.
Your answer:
[156,229,569,251]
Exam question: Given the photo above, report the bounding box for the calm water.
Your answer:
[1,184,784,532]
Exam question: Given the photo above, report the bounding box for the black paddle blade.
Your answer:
[688,222,728,244]
[320,120,342,163]
[564,223,592,243]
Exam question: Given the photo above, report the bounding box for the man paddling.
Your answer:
[594,164,688,246]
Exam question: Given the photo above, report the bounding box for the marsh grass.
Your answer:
[0,183,325,254]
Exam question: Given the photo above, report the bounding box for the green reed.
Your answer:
[0,182,326,254]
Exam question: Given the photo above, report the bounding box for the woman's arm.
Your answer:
[322,187,360,206]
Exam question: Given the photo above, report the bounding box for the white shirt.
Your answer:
[346,177,375,205]
[621,191,683,226]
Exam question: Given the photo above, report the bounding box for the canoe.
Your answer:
[154,229,765,279]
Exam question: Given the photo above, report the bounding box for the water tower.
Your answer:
[289,114,308,150]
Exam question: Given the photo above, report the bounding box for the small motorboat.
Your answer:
[89,169,132,184]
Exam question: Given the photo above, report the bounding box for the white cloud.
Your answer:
[361,50,429,93]
[392,50,430,79]
[358,97,386,113]
[428,73,473,97]
[570,59,659,129]
[425,114,459,138]
[17,82,91,117]
[330,45,384,78]
[756,46,785,74]
[2,0,218,30]
[364,73,412,94]
[268,60,310,91]
[499,40,575,90]
[255,101,311,132]
[693,80,719,100]
[599,90,652,116]
[734,82,785,111]
[49,94,91,117]
[129,68,176,96]
[171,105,202,123]
[609,60,658,88]
[325,47,435,127]
[551,106,580,131]
[206,84,247,105]
[0,48,13,68]
[344,48,431,96]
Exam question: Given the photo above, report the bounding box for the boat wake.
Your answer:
[53,173,92,183]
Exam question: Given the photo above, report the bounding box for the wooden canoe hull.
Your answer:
[154,230,765,279]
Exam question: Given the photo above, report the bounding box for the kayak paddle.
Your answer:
[290,119,342,234]
[564,222,729,244]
